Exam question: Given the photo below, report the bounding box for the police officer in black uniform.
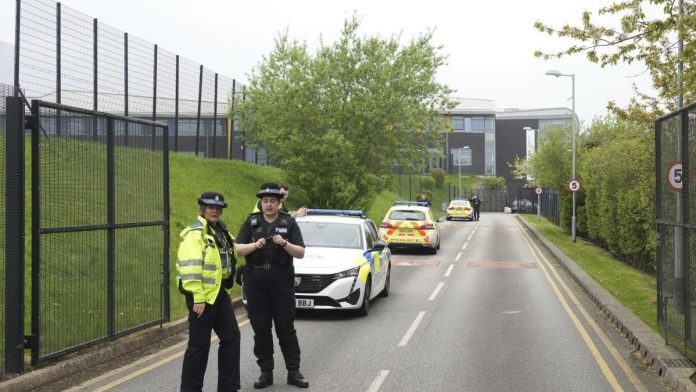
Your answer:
[235,183,308,389]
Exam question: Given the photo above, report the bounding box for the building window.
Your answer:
[451,115,464,130]
[451,148,471,166]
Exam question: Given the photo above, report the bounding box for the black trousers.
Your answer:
[473,209,480,221]
[245,265,301,372]
[181,288,241,392]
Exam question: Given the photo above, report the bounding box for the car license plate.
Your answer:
[296,298,314,308]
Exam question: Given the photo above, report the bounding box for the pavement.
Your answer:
[1,218,695,392]
[519,216,696,392]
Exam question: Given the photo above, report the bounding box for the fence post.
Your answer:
[681,108,691,340]
[213,73,218,159]
[106,117,115,337]
[56,2,61,136]
[5,96,26,375]
[229,79,235,160]
[241,85,246,162]
[162,123,171,321]
[174,55,179,153]
[30,99,41,365]
[92,18,98,139]
[152,44,158,150]
[124,32,129,146]
[13,0,20,97]
[195,65,203,156]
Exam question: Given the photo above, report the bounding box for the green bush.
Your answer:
[429,168,446,188]
[481,176,506,191]
[420,175,436,191]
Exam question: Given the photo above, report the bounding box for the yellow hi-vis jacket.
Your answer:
[177,216,236,304]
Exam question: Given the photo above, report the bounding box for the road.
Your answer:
[56,213,669,392]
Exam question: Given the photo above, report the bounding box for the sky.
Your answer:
[0,0,658,124]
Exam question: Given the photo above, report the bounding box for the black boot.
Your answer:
[287,370,309,388]
[253,371,273,389]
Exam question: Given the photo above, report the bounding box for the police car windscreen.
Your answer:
[450,200,469,206]
[388,210,426,221]
[297,222,363,249]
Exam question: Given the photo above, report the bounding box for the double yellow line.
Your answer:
[514,218,647,392]
[65,318,250,391]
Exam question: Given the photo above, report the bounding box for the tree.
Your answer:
[534,0,696,118]
[480,176,506,191]
[236,16,454,209]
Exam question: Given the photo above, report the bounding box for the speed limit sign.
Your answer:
[567,179,581,193]
[667,160,684,192]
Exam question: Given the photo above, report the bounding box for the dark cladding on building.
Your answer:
[439,99,574,193]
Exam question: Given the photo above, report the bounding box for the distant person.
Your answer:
[471,195,481,221]
[417,193,431,206]
[236,183,308,389]
[177,191,240,392]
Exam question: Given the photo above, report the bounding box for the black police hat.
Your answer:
[198,191,228,208]
[256,182,284,199]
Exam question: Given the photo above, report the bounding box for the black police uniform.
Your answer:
[237,211,305,372]
[472,197,481,221]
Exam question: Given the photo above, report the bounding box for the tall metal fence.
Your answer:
[2,94,170,374]
[656,101,696,362]
[448,186,510,212]
[515,187,560,226]
[15,0,250,160]
[0,85,13,378]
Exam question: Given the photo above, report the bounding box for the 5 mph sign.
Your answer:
[667,160,686,192]
[567,179,581,193]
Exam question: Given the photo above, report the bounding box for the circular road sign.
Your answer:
[667,160,684,192]
[535,187,543,195]
[567,179,581,193]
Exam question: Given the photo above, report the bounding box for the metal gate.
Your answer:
[4,98,170,372]
[452,187,509,212]
[656,101,696,361]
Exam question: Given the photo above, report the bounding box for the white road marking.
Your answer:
[467,234,473,241]
[461,242,468,250]
[398,311,426,347]
[454,252,462,261]
[365,370,390,392]
[428,282,445,301]
[445,264,454,277]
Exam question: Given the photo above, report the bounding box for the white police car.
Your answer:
[292,209,391,316]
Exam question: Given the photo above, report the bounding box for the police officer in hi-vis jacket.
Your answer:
[177,191,240,392]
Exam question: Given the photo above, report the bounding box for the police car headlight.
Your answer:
[331,266,360,280]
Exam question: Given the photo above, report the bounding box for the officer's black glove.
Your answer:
[235,264,246,286]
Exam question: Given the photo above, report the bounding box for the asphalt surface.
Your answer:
[1,213,694,391]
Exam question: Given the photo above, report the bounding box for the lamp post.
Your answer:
[457,146,469,198]
[546,70,577,243]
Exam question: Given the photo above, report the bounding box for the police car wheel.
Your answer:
[378,267,390,298]
[356,278,371,317]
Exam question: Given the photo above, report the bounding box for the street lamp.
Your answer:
[457,146,470,198]
[546,69,577,243]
